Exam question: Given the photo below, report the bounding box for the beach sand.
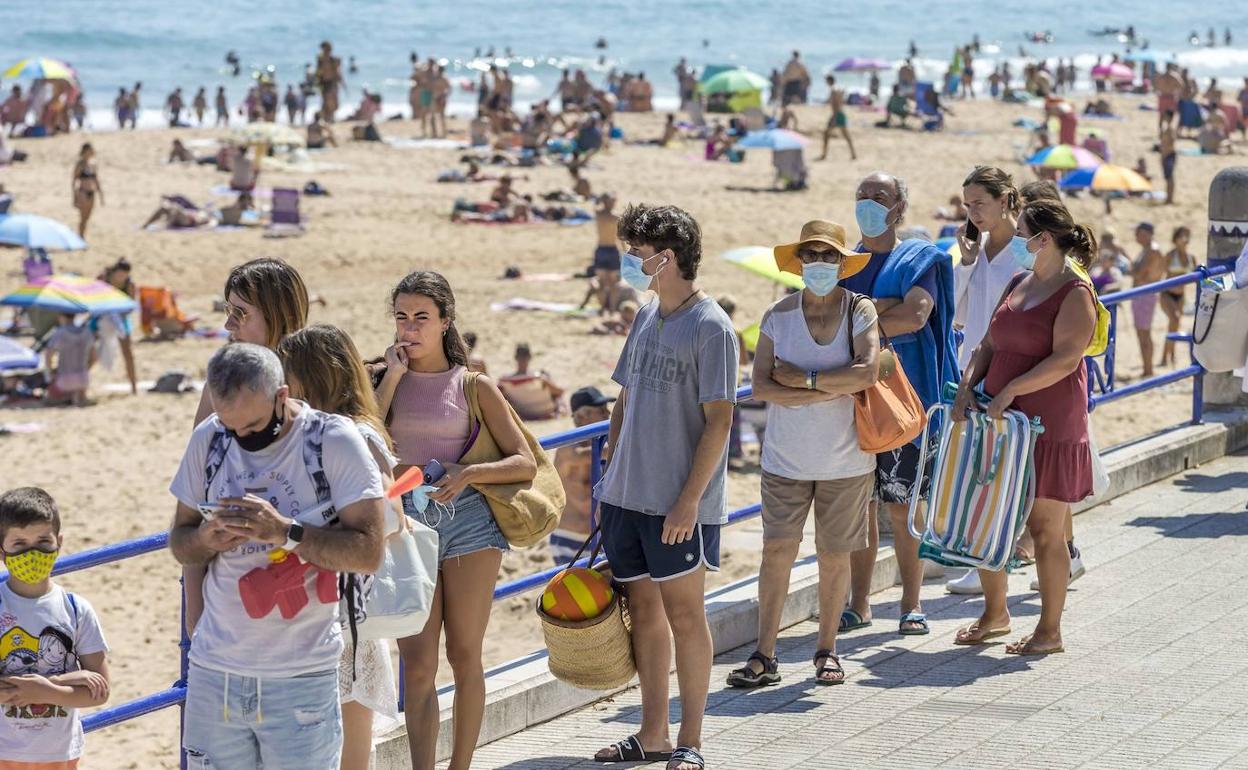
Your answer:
[0,93,1231,768]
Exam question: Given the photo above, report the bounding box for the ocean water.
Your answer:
[7,0,1248,130]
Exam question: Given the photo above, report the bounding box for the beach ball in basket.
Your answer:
[540,565,614,622]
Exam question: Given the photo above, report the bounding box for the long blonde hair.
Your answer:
[224,258,309,350]
[277,324,392,449]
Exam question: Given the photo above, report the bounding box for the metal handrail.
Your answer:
[11,263,1232,761]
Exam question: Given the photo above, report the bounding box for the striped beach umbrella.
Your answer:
[3,57,78,82]
[1059,164,1152,193]
[1025,144,1104,170]
[1,274,136,315]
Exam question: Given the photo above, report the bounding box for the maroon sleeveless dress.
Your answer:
[983,278,1094,503]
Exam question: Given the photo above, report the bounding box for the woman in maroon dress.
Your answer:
[950,198,1098,655]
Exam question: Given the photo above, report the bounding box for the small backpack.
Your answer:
[204,411,373,667]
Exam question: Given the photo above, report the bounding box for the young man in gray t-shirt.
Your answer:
[593,204,738,769]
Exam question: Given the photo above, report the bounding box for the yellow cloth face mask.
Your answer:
[4,548,58,584]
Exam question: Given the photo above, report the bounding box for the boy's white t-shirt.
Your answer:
[169,403,384,678]
[0,582,108,762]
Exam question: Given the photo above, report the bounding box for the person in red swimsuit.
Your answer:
[950,198,1098,656]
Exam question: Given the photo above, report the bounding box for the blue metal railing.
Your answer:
[1085,263,1231,423]
[6,264,1231,761]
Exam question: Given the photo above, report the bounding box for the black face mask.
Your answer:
[228,399,285,452]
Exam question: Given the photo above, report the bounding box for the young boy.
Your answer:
[0,487,109,770]
[41,315,95,407]
[550,387,616,563]
[593,204,738,770]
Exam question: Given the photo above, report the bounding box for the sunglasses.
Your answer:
[222,301,249,325]
[796,246,844,264]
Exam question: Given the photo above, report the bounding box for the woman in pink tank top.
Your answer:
[951,200,1098,657]
[374,271,536,770]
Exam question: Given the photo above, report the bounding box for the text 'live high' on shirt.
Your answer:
[595,297,739,525]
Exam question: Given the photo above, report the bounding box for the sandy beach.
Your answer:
[0,93,1235,767]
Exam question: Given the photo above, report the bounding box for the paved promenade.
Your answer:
[446,451,1248,770]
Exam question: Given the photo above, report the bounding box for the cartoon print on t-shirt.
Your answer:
[0,622,76,719]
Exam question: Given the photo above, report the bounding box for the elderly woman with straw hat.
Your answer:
[726,220,881,688]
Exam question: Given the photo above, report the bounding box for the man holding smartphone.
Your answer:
[167,343,386,769]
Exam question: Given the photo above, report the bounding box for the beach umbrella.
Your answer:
[1059,164,1152,193]
[700,68,769,95]
[1090,62,1133,82]
[0,337,38,371]
[2,57,78,82]
[1025,144,1104,170]
[0,214,87,251]
[1124,50,1175,64]
[735,129,808,151]
[1,274,136,315]
[833,57,890,72]
[720,247,805,290]
[228,122,304,147]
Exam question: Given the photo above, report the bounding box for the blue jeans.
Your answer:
[402,487,509,562]
[183,664,341,770]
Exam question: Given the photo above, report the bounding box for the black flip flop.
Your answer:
[595,735,674,763]
[726,650,780,688]
[668,746,706,770]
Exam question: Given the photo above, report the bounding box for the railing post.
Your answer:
[589,436,605,534]
[1191,267,1208,425]
[178,576,189,770]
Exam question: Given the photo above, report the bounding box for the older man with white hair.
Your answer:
[838,172,960,638]
[168,343,386,769]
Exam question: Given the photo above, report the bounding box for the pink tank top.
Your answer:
[387,366,472,467]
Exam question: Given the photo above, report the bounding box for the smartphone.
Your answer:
[423,460,447,486]
[197,503,233,521]
[965,218,980,242]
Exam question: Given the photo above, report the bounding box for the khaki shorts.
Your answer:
[761,471,873,553]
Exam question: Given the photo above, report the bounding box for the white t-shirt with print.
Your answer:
[0,583,108,762]
[169,402,384,678]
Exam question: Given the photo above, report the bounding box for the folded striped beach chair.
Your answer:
[907,391,1044,572]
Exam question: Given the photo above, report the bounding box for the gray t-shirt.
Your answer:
[595,296,739,525]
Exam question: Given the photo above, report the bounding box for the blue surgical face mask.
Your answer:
[621,251,665,292]
[1008,234,1040,270]
[405,486,456,528]
[855,199,894,238]
[801,262,841,296]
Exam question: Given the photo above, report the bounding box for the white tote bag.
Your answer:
[357,520,439,641]
[1088,422,1110,498]
[1193,274,1248,373]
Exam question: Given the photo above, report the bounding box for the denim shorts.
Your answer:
[183,664,341,770]
[402,487,509,562]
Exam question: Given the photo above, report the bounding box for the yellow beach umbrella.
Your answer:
[3,57,78,82]
[720,246,805,291]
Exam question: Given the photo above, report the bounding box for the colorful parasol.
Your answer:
[720,246,805,290]
[1090,62,1133,82]
[0,274,137,315]
[3,57,78,82]
[833,57,891,72]
[1025,144,1105,170]
[1059,164,1152,192]
[700,68,769,95]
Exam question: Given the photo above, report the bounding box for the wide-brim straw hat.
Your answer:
[774,220,871,279]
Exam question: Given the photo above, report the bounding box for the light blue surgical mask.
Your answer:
[801,262,841,296]
[405,486,456,528]
[621,251,665,292]
[855,199,894,238]
[1008,234,1039,270]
